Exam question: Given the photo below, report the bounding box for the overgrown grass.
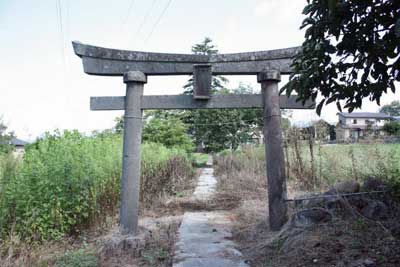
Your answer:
[286,142,400,191]
[214,143,400,267]
[0,130,195,246]
[214,145,266,200]
[140,143,195,205]
[216,143,400,193]
[54,249,98,267]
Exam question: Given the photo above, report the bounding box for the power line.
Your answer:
[182,120,261,127]
[56,0,67,75]
[128,0,158,46]
[122,0,136,30]
[65,0,70,45]
[56,0,64,57]
[144,0,172,44]
[132,117,262,127]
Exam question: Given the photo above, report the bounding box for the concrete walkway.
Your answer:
[173,158,248,267]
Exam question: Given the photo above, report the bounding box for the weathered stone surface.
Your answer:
[72,41,208,62]
[119,77,144,234]
[363,258,377,267]
[362,177,387,192]
[331,180,361,194]
[73,41,299,63]
[193,64,212,99]
[175,257,249,267]
[123,71,147,83]
[361,200,389,220]
[278,209,332,254]
[288,208,333,229]
[174,212,248,267]
[260,71,288,230]
[90,95,315,111]
[98,228,147,258]
[72,41,299,75]
[257,70,281,82]
[173,167,248,267]
[349,258,376,267]
[193,168,217,200]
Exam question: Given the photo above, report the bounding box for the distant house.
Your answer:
[250,129,264,144]
[393,116,400,121]
[9,138,29,156]
[336,112,392,142]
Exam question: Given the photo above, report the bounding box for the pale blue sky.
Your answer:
[1,0,398,140]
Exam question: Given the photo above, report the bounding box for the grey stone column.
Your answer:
[120,71,146,234]
[258,70,288,231]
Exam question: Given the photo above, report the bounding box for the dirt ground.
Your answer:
[222,194,400,267]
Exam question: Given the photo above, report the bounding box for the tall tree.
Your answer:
[183,37,228,94]
[142,116,194,152]
[285,0,400,115]
[182,83,263,152]
[380,100,400,116]
[181,38,263,152]
[383,120,400,135]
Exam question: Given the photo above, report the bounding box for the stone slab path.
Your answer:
[173,158,248,267]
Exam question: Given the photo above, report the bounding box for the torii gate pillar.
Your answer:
[258,70,288,230]
[120,71,146,234]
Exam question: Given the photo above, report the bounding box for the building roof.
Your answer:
[338,112,392,119]
[393,116,400,121]
[9,138,29,146]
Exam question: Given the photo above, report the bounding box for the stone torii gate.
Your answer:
[72,41,314,233]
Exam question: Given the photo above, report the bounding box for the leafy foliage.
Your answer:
[380,100,400,116]
[311,119,336,141]
[113,116,124,134]
[0,130,122,241]
[0,130,194,242]
[55,249,98,267]
[181,83,263,153]
[142,116,194,152]
[383,121,400,135]
[181,37,263,152]
[285,0,400,114]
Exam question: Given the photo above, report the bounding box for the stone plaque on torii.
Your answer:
[72,41,315,233]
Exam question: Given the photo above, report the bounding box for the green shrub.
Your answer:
[142,116,194,152]
[0,152,20,194]
[0,130,122,241]
[0,130,195,243]
[383,121,400,135]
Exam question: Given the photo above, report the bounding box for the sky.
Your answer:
[0,0,398,141]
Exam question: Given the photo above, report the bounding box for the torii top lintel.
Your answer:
[72,41,300,76]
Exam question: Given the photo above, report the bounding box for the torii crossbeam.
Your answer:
[73,41,314,234]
